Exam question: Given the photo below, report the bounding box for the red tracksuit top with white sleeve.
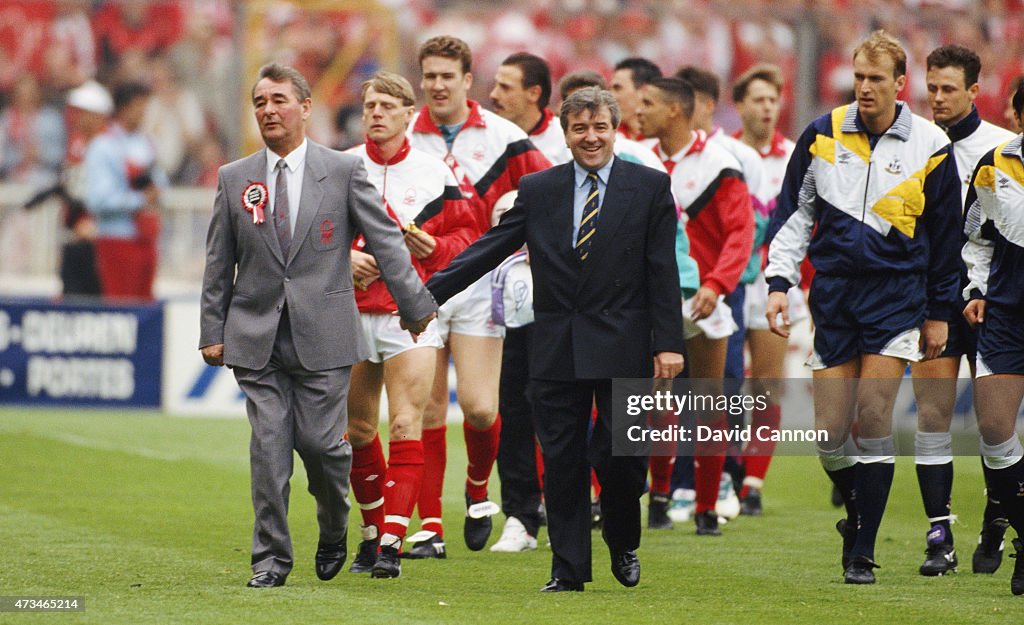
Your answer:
[410,100,551,235]
[348,137,476,314]
[657,129,755,296]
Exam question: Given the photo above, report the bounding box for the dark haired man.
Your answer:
[961,80,1024,596]
[409,35,551,557]
[428,87,684,591]
[914,44,1016,577]
[610,57,662,144]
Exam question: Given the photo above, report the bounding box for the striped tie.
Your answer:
[576,171,599,261]
[274,159,291,258]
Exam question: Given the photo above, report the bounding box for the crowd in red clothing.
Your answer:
[1,0,1022,187]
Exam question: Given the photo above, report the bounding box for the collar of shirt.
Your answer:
[266,137,308,178]
[942,106,982,144]
[573,157,614,189]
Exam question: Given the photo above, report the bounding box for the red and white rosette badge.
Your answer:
[242,182,268,224]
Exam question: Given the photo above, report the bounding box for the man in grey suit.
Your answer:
[200,63,436,588]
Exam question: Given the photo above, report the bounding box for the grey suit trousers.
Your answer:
[233,306,352,576]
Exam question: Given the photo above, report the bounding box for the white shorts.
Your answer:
[360,313,443,364]
[745,271,809,331]
[683,296,738,340]
[436,274,506,342]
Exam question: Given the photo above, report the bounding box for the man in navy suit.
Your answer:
[426,87,684,591]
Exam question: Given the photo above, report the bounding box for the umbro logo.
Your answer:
[998,176,1010,189]
[837,152,852,164]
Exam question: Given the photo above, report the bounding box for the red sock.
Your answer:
[649,411,677,494]
[419,425,446,537]
[740,405,781,498]
[591,469,602,498]
[350,434,386,536]
[695,414,728,513]
[381,439,424,547]
[464,415,501,501]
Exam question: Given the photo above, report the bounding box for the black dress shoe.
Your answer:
[315,541,347,581]
[540,578,584,592]
[246,571,286,588]
[610,549,640,587]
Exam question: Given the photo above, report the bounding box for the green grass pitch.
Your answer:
[0,407,1020,624]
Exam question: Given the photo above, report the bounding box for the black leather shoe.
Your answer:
[246,571,286,587]
[1010,538,1024,596]
[540,578,584,592]
[315,541,347,581]
[349,538,379,573]
[465,492,497,551]
[844,555,880,584]
[647,492,673,530]
[610,549,640,587]
[371,545,402,579]
[694,510,721,536]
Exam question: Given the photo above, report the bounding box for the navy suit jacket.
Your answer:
[427,157,684,381]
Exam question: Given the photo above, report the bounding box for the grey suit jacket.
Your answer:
[200,140,436,371]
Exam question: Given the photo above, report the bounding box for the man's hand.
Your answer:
[654,352,684,379]
[689,286,718,321]
[919,319,949,361]
[399,312,437,342]
[963,299,986,327]
[201,343,224,367]
[404,228,437,259]
[765,291,790,338]
[351,249,381,289]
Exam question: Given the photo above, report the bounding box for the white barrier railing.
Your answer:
[0,182,215,297]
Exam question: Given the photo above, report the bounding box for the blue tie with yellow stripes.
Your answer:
[576,172,599,261]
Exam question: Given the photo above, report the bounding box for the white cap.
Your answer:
[67,80,113,115]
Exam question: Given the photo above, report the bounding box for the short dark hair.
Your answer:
[732,63,784,103]
[926,45,982,89]
[112,81,150,112]
[558,70,607,101]
[419,35,472,75]
[675,66,720,102]
[252,63,311,102]
[1013,79,1024,118]
[647,77,695,118]
[559,87,620,132]
[613,57,662,88]
[501,52,552,110]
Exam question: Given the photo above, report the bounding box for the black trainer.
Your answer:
[740,488,763,516]
[648,492,673,529]
[371,545,401,579]
[348,538,379,573]
[972,517,1008,574]
[694,510,721,536]
[400,532,447,559]
[464,493,498,551]
[1010,538,1024,596]
[844,555,880,584]
[836,518,857,571]
[919,525,957,576]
